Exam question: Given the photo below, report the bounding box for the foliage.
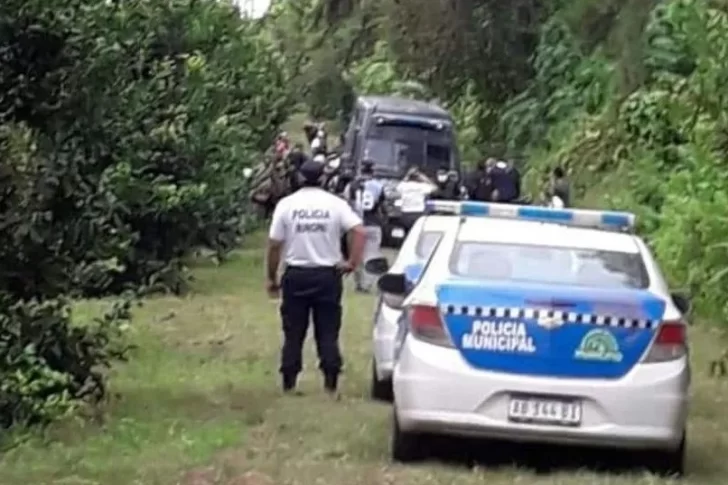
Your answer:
[0,295,132,429]
[0,0,291,427]
[1,0,290,298]
[520,0,728,326]
[499,17,615,154]
[265,0,547,151]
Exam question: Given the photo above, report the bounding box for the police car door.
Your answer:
[373,217,451,365]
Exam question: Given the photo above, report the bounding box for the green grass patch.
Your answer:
[2,240,728,485]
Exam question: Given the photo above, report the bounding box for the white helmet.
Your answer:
[313,154,326,164]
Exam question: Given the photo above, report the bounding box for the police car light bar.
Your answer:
[424,200,635,232]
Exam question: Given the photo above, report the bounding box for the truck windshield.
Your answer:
[363,123,453,174]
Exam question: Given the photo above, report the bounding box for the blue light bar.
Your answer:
[424,200,635,232]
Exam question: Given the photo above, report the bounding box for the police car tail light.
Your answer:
[644,321,687,363]
[424,200,635,232]
[408,304,454,348]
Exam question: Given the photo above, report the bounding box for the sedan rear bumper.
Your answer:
[394,337,690,451]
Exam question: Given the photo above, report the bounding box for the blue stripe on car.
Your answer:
[436,279,666,379]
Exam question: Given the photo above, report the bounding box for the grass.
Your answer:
[2,235,728,485]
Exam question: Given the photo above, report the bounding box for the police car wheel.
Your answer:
[391,411,424,462]
[370,360,393,402]
[645,432,686,477]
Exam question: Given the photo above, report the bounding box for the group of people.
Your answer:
[428,158,570,207]
[261,125,571,398]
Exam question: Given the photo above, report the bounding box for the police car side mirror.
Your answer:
[671,291,692,318]
[364,257,389,275]
[377,273,407,309]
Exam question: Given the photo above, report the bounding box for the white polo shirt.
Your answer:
[269,187,362,267]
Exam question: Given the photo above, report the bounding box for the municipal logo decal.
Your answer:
[536,314,564,330]
[574,329,623,362]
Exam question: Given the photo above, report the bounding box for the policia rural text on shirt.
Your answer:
[266,159,366,396]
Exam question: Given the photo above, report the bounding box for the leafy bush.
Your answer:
[1,0,291,298]
[0,294,132,428]
[0,0,291,427]
[500,17,615,153]
[519,0,728,328]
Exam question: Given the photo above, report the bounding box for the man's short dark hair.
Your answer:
[553,166,565,178]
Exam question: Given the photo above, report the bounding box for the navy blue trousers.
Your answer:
[279,266,343,379]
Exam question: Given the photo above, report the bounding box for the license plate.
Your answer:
[507,395,582,426]
[391,228,405,238]
[400,193,425,212]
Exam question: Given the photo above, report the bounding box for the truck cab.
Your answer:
[340,96,460,246]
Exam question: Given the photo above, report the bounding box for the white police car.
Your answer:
[372,200,691,475]
[369,215,451,400]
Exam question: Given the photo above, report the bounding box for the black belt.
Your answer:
[286,265,336,270]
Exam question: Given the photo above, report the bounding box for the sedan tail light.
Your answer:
[643,320,688,363]
[407,305,454,348]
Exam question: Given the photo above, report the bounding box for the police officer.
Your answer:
[266,160,366,397]
[346,160,385,293]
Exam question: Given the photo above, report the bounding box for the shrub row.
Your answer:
[0,0,291,427]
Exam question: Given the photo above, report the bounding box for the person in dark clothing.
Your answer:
[287,143,307,170]
[286,144,308,193]
[466,159,495,201]
[431,167,463,200]
[266,160,366,397]
[489,159,521,203]
[303,122,318,145]
[548,166,571,207]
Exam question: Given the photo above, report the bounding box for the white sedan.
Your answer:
[371,200,691,476]
[369,215,452,400]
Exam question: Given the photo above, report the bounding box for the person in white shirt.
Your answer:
[345,160,385,293]
[266,160,365,396]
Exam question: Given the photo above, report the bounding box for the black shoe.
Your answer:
[282,374,297,393]
[324,374,339,394]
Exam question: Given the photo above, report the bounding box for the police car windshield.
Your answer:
[449,242,649,289]
[415,231,443,259]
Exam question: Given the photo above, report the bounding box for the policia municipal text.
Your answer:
[266,160,366,397]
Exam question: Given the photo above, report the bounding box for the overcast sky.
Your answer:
[233,0,271,18]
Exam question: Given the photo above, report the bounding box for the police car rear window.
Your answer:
[415,231,443,259]
[449,242,649,289]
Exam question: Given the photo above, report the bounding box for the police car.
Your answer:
[369,214,452,400]
[370,200,691,475]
